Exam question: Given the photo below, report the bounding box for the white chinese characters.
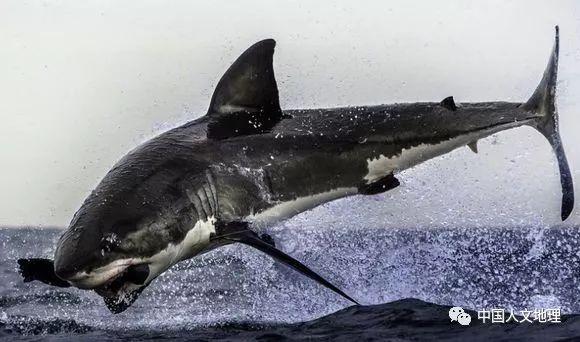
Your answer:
[477,308,561,324]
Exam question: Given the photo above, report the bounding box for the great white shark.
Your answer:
[19,27,574,313]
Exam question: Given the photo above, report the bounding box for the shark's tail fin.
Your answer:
[524,26,574,221]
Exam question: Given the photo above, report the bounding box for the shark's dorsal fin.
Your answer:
[206,39,285,140]
[440,96,457,111]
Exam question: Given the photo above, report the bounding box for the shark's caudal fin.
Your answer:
[17,258,71,288]
[524,26,574,221]
[214,221,359,305]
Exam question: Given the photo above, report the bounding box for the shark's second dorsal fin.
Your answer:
[206,39,285,140]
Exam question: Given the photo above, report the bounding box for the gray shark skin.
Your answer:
[18,27,573,314]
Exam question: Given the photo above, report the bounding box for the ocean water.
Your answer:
[2,213,580,340]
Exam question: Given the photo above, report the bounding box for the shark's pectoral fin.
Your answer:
[206,39,287,140]
[17,258,71,288]
[213,221,359,305]
[359,174,400,195]
[230,232,360,305]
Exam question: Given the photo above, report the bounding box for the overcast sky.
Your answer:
[1,0,579,228]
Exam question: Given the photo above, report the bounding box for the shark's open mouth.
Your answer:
[95,264,150,314]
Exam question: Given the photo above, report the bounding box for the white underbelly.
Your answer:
[364,138,466,182]
[154,217,215,266]
[247,187,358,228]
[364,122,526,183]
[130,216,217,284]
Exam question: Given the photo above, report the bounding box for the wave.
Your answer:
[3,299,580,340]
[2,222,580,339]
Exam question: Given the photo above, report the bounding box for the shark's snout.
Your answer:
[54,232,135,289]
[53,259,77,281]
[53,243,94,284]
[55,259,130,289]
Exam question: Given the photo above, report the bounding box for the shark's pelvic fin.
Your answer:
[213,221,359,305]
[440,96,458,111]
[206,39,286,140]
[18,258,71,288]
[524,26,574,221]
